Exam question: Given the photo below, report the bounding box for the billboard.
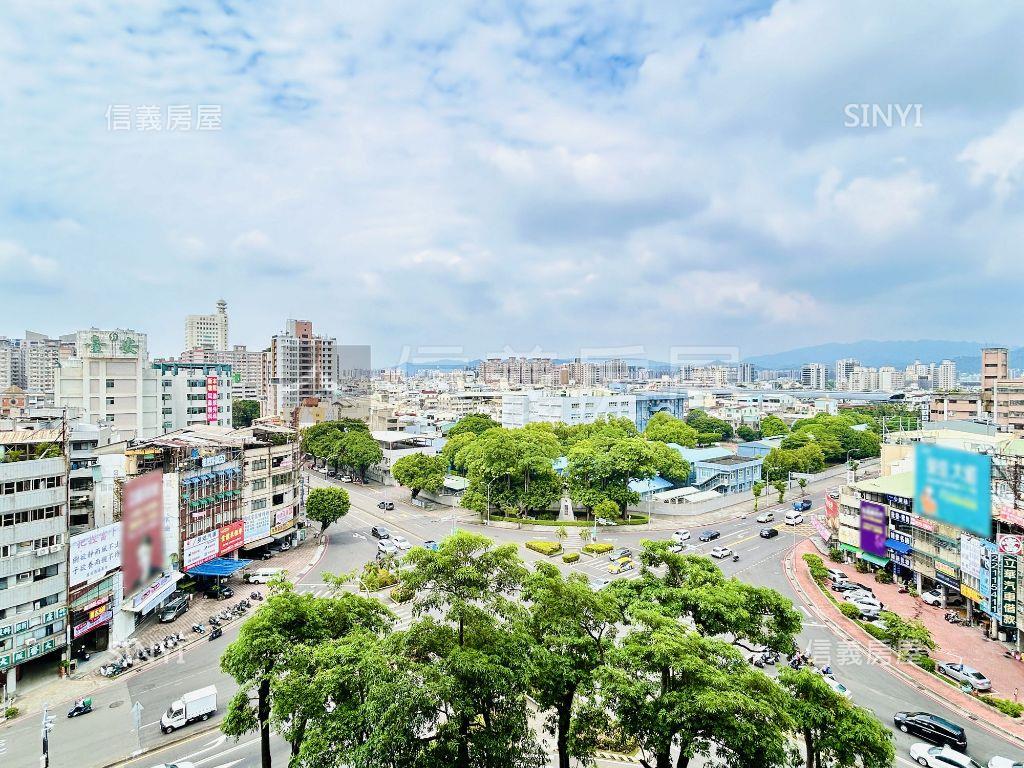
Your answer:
[218,521,245,556]
[998,534,1024,555]
[70,523,121,587]
[859,500,888,558]
[122,471,164,597]
[183,530,218,570]
[206,375,219,425]
[244,509,272,542]
[914,443,991,537]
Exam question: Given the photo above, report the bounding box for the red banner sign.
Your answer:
[218,520,245,556]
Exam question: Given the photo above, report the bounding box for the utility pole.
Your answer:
[41,703,54,768]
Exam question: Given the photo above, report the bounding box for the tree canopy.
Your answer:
[392,453,447,498]
[446,412,500,437]
[685,409,734,440]
[643,412,699,447]
[305,486,351,535]
[232,399,261,428]
[759,414,790,437]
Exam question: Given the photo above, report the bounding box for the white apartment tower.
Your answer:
[835,358,859,389]
[935,359,958,391]
[185,299,229,352]
[801,364,828,390]
[263,319,339,419]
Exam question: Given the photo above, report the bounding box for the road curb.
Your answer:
[98,721,223,768]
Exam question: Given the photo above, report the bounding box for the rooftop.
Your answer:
[697,454,761,467]
[854,472,915,498]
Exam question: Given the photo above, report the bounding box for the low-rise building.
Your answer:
[365,430,439,486]
[501,390,636,429]
[692,454,762,494]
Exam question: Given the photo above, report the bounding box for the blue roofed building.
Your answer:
[692,454,763,494]
[736,437,784,459]
[664,444,731,484]
[628,475,675,500]
[633,392,688,432]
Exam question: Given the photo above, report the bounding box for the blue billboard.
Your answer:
[914,443,991,537]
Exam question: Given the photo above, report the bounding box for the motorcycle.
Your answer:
[208,626,223,641]
[151,642,163,657]
[67,697,93,718]
[136,647,150,662]
[732,554,740,563]
[192,623,206,635]
[209,616,221,627]
[250,591,263,601]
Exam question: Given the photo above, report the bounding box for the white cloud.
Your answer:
[958,109,1024,200]
[825,170,937,237]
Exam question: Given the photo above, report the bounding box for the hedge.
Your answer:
[839,602,862,619]
[487,514,650,527]
[525,541,562,556]
[361,565,399,591]
[914,657,936,673]
[390,584,415,604]
[562,552,580,564]
[980,695,1024,718]
[583,542,614,554]
[802,553,830,584]
[3,706,18,720]
[861,622,888,642]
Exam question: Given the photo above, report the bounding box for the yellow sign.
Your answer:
[960,584,983,603]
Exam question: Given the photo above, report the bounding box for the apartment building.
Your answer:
[0,419,69,694]
[153,361,234,431]
[263,319,339,420]
[835,358,859,389]
[801,364,828,390]
[477,357,552,386]
[54,329,160,442]
[185,299,229,352]
[501,390,636,428]
[236,424,301,554]
[178,344,264,401]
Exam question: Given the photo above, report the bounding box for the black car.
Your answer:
[378,501,395,511]
[830,580,874,595]
[698,530,721,542]
[759,527,779,539]
[371,525,391,539]
[893,712,967,750]
[205,584,234,600]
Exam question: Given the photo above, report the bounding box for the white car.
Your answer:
[340,475,353,483]
[672,529,691,543]
[755,512,774,523]
[710,546,733,559]
[989,758,1024,768]
[844,593,883,611]
[826,568,848,583]
[668,543,689,554]
[377,539,399,557]
[910,744,982,768]
[784,512,804,525]
[823,676,852,699]
[391,535,412,551]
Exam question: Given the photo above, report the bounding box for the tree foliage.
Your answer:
[232,399,261,428]
[446,412,500,438]
[759,414,790,437]
[458,427,563,515]
[685,409,734,440]
[643,412,698,447]
[736,424,761,442]
[301,419,371,470]
[391,452,447,499]
[305,486,351,535]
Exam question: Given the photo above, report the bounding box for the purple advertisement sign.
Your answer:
[860,500,888,558]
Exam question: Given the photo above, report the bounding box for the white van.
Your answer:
[784,512,804,526]
[244,567,284,584]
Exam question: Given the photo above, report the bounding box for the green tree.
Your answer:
[567,436,661,511]
[592,497,621,521]
[232,399,261,428]
[877,610,935,659]
[441,431,478,471]
[736,424,761,442]
[391,453,447,499]
[684,409,734,440]
[759,414,790,437]
[798,477,808,497]
[648,440,690,485]
[643,412,699,447]
[752,480,765,512]
[554,525,568,546]
[523,563,620,768]
[305,486,351,536]
[301,419,369,467]
[339,429,383,480]
[780,667,894,768]
[459,427,563,516]
[447,412,500,437]
[773,479,787,504]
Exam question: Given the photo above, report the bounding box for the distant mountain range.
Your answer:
[745,340,1023,373]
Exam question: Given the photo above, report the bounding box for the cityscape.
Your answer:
[2,3,1024,768]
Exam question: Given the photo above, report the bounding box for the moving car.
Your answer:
[668,543,689,554]
[608,557,635,574]
[710,546,733,559]
[755,512,774,523]
[161,686,217,734]
[909,744,982,768]
[936,662,991,691]
[792,499,812,512]
[378,500,395,511]
[391,535,412,551]
[340,475,353,483]
[608,548,632,561]
[759,527,779,539]
[595,517,617,526]
[989,758,1024,768]
[371,526,391,539]
[823,677,852,699]
[672,529,691,543]
[784,511,804,525]
[422,540,439,551]
[698,530,721,542]
[921,589,963,607]
[245,567,284,584]
[893,712,967,750]
[377,539,399,557]
[158,597,188,623]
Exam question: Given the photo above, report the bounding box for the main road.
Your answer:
[3,473,1020,767]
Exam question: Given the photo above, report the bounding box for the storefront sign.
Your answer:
[271,506,295,535]
[131,573,178,611]
[998,534,1024,555]
[994,501,1024,528]
[910,515,935,532]
[935,560,959,579]
[122,471,164,598]
[859,500,888,557]
[914,443,991,537]
[218,521,245,555]
[243,509,272,542]
[811,516,831,541]
[201,453,226,468]
[183,530,218,569]
[70,523,121,587]
[960,535,984,580]
[935,571,960,590]
[961,584,984,603]
[824,494,839,519]
[1001,555,1018,627]
[73,604,112,638]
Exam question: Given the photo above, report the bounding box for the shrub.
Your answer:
[802,553,829,584]
[980,695,1024,718]
[583,542,614,554]
[525,540,562,556]
[874,569,893,584]
[827,547,844,563]
[854,559,871,574]
[914,657,936,673]
[862,622,887,642]
[3,706,18,719]
[390,584,414,604]
[562,552,580,564]
[839,602,862,619]
[360,563,398,591]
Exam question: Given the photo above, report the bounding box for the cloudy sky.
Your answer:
[2,1,1023,364]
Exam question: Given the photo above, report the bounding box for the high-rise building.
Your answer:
[800,363,828,389]
[595,359,630,383]
[263,319,339,419]
[835,358,858,389]
[178,344,263,401]
[54,329,160,442]
[153,362,234,431]
[22,331,60,392]
[477,357,552,386]
[185,299,229,352]
[736,362,755,384]
[934,359,958,391]
[0,337,19,388]
[877,366,905,392]
[982,347,1008,409]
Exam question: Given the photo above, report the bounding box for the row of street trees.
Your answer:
[221,533,894,768]
[301,419,384,481]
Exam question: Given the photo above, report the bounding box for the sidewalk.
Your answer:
[1,536,324,724]
[788,539,1024,743]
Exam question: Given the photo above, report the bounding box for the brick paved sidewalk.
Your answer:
[789,539,1024,743]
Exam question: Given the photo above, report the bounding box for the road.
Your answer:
[2,472,1020,767]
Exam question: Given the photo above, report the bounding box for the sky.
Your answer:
[2,1,1024,366]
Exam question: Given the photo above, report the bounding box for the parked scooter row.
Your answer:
[751,650,780,668]
[945,611,968,625]
[100,655,134,677]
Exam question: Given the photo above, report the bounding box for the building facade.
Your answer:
[185,299,229,352]
[501,390,636,429]
[154,362,234,431]
[633,392,688,432]
[801,364,828,390]
[263,320,339,420]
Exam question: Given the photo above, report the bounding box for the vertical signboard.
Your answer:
[121,471,164,597]
[206,375,219,425]
[1002,555,1018,627]
[859,500,888,557]
[914,443,991,537]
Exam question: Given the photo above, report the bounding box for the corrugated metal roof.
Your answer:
[0,428,63,445]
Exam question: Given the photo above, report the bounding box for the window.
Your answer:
[251,478,267,491]
[105,379,115,388]
[106,397,115,405]
[251,498,267,511]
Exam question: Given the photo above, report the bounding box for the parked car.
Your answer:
[608,548,632,561]
[245,567,284,584]
[710,546,734,559]
[608,557,635,574]
[826,568,848,583]
[158,597,188,623]
[823,677,852,699]
[784,512,804,525]
[377,539,399,557]
[391,535,411,551]
[595,517,617,526]
[844,593,884,611]
[204,584,234,600]
[893,712,967,750]
[989,757,1024,768]
[936,662,991,691]
[921,589,963,607]
[340,475,353,483]
[371,526,391,539]
[698,530,721,542]
[830,580,873,595]
[588,578,612,591]
[149,763,196,768]
[378,500,395,511]
[755,512,774,523]
[793,499,812,511]
[909,744,982,768]
[422,540,439,551]
[760,527,779,539]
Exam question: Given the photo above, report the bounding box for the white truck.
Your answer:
[161,685,217,734]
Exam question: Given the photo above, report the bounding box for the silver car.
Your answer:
[377,539,399,557]
[936,662,991,691]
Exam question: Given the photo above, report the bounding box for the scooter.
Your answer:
[67,697,93,718]
[151,642,163,657]
[208,626,223,641]
[250,591,264,601]
[192,623,206,635]
[732,554,740,563]
[209,616,221,627]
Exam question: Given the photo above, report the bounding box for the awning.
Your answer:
[858,552,890,567]
[272,529,295,540]
[839,542,860,554]
[242,536,274,550]
[885,538,912,555]
[125,572,183,613]
[186,557,253,577]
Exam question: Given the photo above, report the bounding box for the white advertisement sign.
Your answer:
[960,534,984,580]
[998,534,1024,555]
[182,530,218,569]
[275,507,294,526]
[69,523,122,587]
[244,509,272,542]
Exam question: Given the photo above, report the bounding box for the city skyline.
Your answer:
[4,3,1024,356]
